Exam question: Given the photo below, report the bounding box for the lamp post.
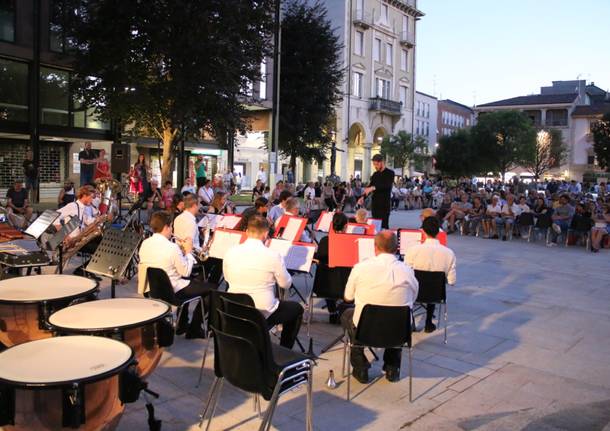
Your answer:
[269,0,282,186]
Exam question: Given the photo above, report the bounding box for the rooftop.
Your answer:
[439,99,474,113]
[572,102,610,117]
[477,93,578,108]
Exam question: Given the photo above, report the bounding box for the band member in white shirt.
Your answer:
[268,190,292,224]
[342,231,419,384]
[223,215,303,349]
[198,179,214,208]
[173,194,201,255]
[139,211,217,338]
[405,216,456,333]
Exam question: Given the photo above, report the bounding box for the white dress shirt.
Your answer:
[344,253,419,327]
[181,185,196,195]
[198,186,214,205]
[173,210,200,252]
[138,233,196,294]
[223,238,292,316]
[405,238,457,286]
[268,204,285,223]
[304,186,315,200]
[56,200,96,238]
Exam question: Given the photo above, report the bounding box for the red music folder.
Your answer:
[328,230,375,268]
[346,222,375,235]
[273,215,307,242]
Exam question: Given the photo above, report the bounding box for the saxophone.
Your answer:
[60,214,109,271]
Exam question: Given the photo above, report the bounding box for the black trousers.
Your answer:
[341,308,401,370]
[372,207,390,229]
[175,280,217,331]
[266,300,304,349]
[426,304,435,323]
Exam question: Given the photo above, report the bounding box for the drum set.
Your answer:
[0,274,174,430]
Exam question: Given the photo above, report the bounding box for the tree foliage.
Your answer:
[471,110,536,180]
[524,129,568,181]
[380,130,429,174]
[591,113,610,171]
[279,0,344,171]
[434,129,482,178]
[62,0,274,183]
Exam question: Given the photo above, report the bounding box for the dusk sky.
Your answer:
[416,0,610,106]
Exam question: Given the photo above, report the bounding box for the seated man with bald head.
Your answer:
[342,231,419,384]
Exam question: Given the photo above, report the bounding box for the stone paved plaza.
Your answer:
[107,210,610,431]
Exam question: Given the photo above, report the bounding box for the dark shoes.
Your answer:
[352,368,369,384]
[425,321,437,333]
[328,312,340,325]
[384,366,400,382]
[185,327,207,339]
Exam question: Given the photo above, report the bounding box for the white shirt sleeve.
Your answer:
[344,265,359,302]
[274,253,292,290]
[170,243,194,278]
[446,251,457,285]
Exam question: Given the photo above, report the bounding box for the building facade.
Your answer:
[437,99,475,138]
[316,0,423,182]
[476,80,608,182]
[414,91,437,154]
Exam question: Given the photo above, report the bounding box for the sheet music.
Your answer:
[201,214,219,229]
[399,231,422,255]
[208,230,243,259]
[366,219,382,233]
[316,212,333,232]
[219,215,242,229]
[268,239,315,272]
[346,225,366,234]
[357,237,375,262]
[281,218,302,241]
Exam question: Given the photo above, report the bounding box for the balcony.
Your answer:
[369,97,403,116]
[353,9,373,29]
[399,31,416,48]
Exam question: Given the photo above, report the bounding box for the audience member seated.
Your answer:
[445,194,472,233]
[223,215,303,349]
[405,217,456,333]
[483,195,502,239]
[284,197,312,242]
[499,194,519,240]
[198,179,214,209]
[568,202,592,245]
[6,180,34,228]
[138,211,217,339]
[342,231,419,383]
[591,204,610,253]
[57,180,76,208]
[464,196,485,235]
[549,194,574,246]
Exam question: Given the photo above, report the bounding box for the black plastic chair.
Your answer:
[199,308,314,431]
[517,212,535,241]
[342,304,413,401]
[414,270,448,344]
[196,290,255,386]
[307,263,351,334]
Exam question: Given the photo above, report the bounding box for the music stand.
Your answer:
[86,227,142,298]
[46,217,80,273]
[25,210,60,241]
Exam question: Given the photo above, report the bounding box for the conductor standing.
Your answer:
[360,154,394,229]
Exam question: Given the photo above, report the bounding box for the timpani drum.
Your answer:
[0,335,133,430]
[0,275,98,347]
[49,298,172,378]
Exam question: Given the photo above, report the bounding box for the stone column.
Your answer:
[362,144,372,182]
[541,109,547,127]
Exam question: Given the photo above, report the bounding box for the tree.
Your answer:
[434,129,483,178]
[279,0,344,173]
[380,131,429,174]
[471,110,536,181]
[62,0,274,183]
[524,129,568,181]
[591,113,610,171]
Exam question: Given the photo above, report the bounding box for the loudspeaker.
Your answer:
[111,144,131,174]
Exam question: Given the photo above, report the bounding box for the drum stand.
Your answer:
[86,228,142,298]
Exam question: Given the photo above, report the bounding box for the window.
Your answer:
[354,30,364,56]
[375,78,390,99]
[546,109,568,126]
[0,58,28,122]
[385,43,393,65]
[40,67,70,126]
[426,122,430,136]
[0,0,15,42]
[259,60,267,99]
[356,0,364,14]
[416,120,420,135]
[400,86,408,107]
[400,49,408,71]
[373,38,381,62]
[353,72,363,97]
[50,0,77,53]
[381,4,389,24]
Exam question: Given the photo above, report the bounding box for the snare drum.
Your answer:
[0,335,133,430]
[49,298,172,378]
[0,275,98,347]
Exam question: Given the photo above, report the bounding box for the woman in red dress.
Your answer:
[94,149,112,180]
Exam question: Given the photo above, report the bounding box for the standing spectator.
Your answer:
[6,181,34,228]
[222,170,234,194]
[78,141,97,186]
[234,172,242,192]
[22,151,38,203]
[256,166,267,184]
[194,155,207,188]
[322,182,337,211]
[94,149,112,180]
[134,154,151,198]
[286,168,294,184]
[361,154,394,229]
[548,194,574,246]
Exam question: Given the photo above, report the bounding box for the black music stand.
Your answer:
[86,227,142,298]
[46,217,80,274]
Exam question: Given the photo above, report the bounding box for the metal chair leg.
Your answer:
[253,394,262,418]
[260,379,283,431]
[205,378,224,431]
[306,366,314,431]
[444,303,448,344]
[342,330,348,377]
[346,343,351,401]
[527,226,533,242]
[408,347,413,402]
[198,377,220,428]
[196,335,211,387]
[307,294,314,337]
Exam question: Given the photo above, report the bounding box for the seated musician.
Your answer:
[405,216,456,333]
[284,197,312,243]
[6,180,34,228]
[237,197,269,231]
[223,215,303,349]
[268,190,292,224]
[208,191,234,215]
[313,212,352,324]
[198,179,214,209]
[138,211,216,339]
[342,231,419,384]
[170,193,185,225]
[173,194,202,255]
[56,185,102,276]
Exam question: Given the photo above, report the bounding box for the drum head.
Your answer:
[49,298,171,332]
[0,336,133,387]
[0,275,98,304]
